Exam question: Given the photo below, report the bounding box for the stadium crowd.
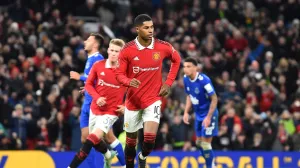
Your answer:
[0,0,300,152]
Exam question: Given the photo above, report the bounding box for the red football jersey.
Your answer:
[85,60,126,116]
[116,38,181,110]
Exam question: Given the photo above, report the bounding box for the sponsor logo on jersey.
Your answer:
[98,79,120,88]
[133,56,139,61]
[132,67,159,73]
[189,95,199,105]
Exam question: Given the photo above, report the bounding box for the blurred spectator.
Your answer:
[213,124,232,150]
[35,135,48,151]
[232,132,250,150]
[221,108,242,135]
[252,133,264,150]
[292,125,300,151]
[75,0,98,17]
[11,104,31,149]
[69,106,81,151]
[279,110,296,135]
[273,123,294,151]
[49,139,66,152]
[155,122,172,151]
[225,30,248,52]
[47,112,70,146]
[171,115,187,150]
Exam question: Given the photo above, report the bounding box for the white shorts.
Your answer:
[89,110,118,134]
[124,100,162,133]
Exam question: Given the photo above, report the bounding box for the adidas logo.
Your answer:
[100,72,105,76]
[133,56,139,61]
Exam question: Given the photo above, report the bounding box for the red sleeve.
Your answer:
[115,50,131,87]
[164,44,181,86]
[85,63,101,101]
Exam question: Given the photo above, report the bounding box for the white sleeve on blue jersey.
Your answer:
[201,75,215,96]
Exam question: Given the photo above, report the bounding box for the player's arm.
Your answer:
[159,44,181,96]
[79,74,87,81]
[85,64,101,100]
[115,50,140,88]
[207,93,218,118]
[85,64,106,106]
[164,44,181,86]
[184,95,192,114]
[182,78,191,124]
[70,71,83,81]
[78,57,103,82]
[203,80,218,128]
[183,95,192,124]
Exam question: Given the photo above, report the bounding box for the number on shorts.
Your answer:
[103,117,113,126]
[205,122,215,135]
[154,105,160,119]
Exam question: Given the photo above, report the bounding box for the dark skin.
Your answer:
[126,20,170,143]
[130,20,170,96]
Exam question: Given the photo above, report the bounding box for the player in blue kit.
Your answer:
[182,57,218,168]
[70,33,125,168]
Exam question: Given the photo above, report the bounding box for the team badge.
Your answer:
[124,122,129,128]
[195,87,200,94]
[152,52,160,61]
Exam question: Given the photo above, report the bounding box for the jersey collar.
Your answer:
[135,37,154,50]
[88,52,99,58]
[105,60,111,68]
[189,72,199,82]
[105,59,118,68]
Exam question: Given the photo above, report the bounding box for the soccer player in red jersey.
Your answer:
[116,14,181,168]
[68,39,126,168]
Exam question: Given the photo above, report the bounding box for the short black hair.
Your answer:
[90,33,104,51]
[134,14,152,26]
[184,57,198,66]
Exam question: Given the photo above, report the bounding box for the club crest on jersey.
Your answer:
[152,52,160,61]
[195,87,200,94]
[133,66,139,73]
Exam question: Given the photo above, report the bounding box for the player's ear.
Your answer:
[136,26,139,33]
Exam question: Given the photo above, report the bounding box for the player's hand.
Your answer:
[115,105,125,114]
[79,87,85,95]
[70,71,80,80]
[96,97,106,106]
[183,113,190,125]
[202,116,211,128]
[159,84,170,97]
[129,78,141,88]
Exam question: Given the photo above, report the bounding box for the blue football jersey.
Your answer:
[80,52,104,102]
[183,73,217,121]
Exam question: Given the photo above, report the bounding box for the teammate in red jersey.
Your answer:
[116,14,181,168]
[68,39,126,168]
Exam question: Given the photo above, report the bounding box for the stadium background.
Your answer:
[0,0,300,167]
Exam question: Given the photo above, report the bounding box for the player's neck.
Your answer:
[108,60,117,68]
[189,72,198,80]
[137,36,152,47]
[87,50,99,56]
